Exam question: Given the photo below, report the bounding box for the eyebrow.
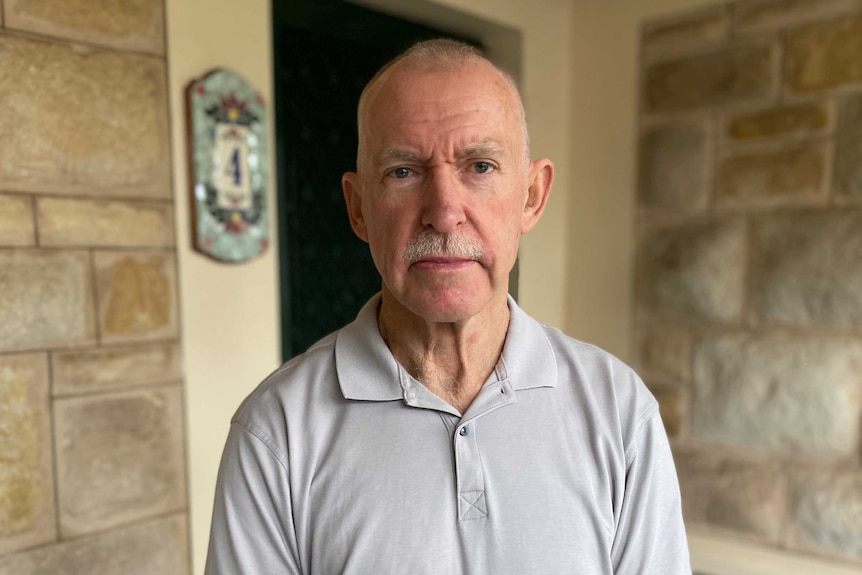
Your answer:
[375,140,506,168]
[377,147,423,166]
[457,139,506,159]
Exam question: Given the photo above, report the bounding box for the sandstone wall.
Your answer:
[637,0,862,567]
[0,0,189,572]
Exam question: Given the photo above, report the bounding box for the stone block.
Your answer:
[0,33,170,198]
[0,514,189,575]
[785,15,862,93]
[723,102,832,143]
[0,354,55,555]
[835,93,862,199]
[674,447,784,542]
[637,219,746,322]
[732,0,862,35]
[645,382,686,438]
[638,119,710,210]
[642,6,729,60]
[788,466,862,561]
[751,210,862,326]
[37,197,175,248]
[635,327,692,383]
[644,43,774,113]
[54,387,186,537]
[0,194,35,247]
[52,344,182,396]
[94,251,179,344]
[717,142,829,208]
[0,250,96,352]
[5,0,165,54]
[693,334,862,457]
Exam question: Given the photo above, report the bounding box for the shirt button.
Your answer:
[459,427,468,436]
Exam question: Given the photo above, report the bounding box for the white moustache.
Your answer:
[404,231,483,264]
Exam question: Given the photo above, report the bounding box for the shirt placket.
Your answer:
[454,375,516,523]
[455,420,487,520]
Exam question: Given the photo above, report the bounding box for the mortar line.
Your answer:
[47,350,62,542]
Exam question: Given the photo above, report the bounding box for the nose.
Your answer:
[420,168,466,233]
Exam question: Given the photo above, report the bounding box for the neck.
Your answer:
[377,291,510,413]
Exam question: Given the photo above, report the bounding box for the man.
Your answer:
[205,39,690,574]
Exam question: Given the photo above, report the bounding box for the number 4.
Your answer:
[225,147,242,186]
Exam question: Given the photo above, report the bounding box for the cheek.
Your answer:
[484,206,523,249]
[365,215,411,270]
[366,200,418,245]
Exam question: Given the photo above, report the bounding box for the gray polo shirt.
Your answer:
[205,295,690,574]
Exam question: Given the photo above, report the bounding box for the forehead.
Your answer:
[361,61,521,158]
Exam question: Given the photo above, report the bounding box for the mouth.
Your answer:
[411,255,477,271]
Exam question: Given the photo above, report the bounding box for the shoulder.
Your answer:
[505,299,656,423]
[231,331,341,447]
[539,322,659,449]
[541,324,640,387]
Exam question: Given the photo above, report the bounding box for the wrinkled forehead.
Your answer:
[358,60,524,162]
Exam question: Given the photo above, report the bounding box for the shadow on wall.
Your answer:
[633,0,862,572]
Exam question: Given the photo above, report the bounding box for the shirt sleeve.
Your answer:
[610,410,691,574]
[204,421,302,575]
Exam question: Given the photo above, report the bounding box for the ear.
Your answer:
[342,172,369,243]
[521,158,553,234]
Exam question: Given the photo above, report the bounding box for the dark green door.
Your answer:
[273,0,478,360]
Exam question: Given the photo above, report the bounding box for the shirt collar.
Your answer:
[335,293,558,402]
[499,294,558,391]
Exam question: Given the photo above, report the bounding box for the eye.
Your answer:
[389,167,411,179]
[471,161,495,174]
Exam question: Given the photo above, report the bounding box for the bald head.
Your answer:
[355,39,530,170]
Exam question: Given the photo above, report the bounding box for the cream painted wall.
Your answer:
[164,0,279,572]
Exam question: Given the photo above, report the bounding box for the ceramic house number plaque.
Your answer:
[186,69,269,262]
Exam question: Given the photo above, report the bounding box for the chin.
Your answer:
[401,289,495,324]
[381,270,508,324]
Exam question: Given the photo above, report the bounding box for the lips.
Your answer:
[418,255,474,264]
[411,255,476,270]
